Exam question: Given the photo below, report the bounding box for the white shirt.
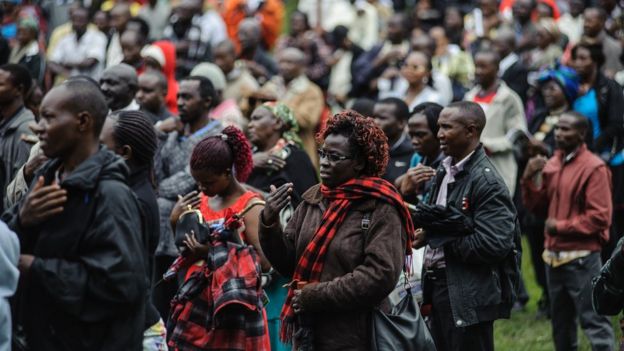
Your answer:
[106,32,123,68]
[558,13,583,45]
[50,28,107,79]
[424,151,475,269]
[194,10,227,49]
[378,77,444,110]
[499,53,519,76]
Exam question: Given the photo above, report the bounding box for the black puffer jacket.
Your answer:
[420,145,521,327]
[2,148,146,351]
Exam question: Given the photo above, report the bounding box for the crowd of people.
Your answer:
[1,0,624,350]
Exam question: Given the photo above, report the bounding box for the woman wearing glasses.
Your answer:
[378,50,445,110]
[258,111,414,350]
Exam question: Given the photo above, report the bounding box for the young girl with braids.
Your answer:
[168,126,271,351]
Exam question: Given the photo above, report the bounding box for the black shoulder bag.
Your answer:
[362,213,437,351]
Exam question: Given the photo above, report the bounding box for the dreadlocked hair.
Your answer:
[109,110,158,187]
[317,110,389,177]
[190,125,253,182]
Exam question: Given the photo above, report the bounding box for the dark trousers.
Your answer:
[152,255,178,323]
[603,209,624,263]
[546,252,614,351]
[425,270,494,351]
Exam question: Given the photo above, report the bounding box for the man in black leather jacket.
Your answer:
[414,101,521,351]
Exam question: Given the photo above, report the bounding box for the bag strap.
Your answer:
[238,198,266,218]
[361,212,371,238]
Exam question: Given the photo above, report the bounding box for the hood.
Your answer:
[153,40,176,81]
[40,147,130,191]
[153,40,179,114]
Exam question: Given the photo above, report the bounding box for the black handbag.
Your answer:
[360,213,436,351]
[371,283,437,351]
[174,207,211,255]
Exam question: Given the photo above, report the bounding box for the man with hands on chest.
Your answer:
[522,111,615,351]
[2,80,147,351]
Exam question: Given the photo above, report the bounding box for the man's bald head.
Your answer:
[447,101,487,135]
[278,48,306,82]
[110,3,132,32]
[492,26,517,57]
[215,39,236,56]
[238,18,262,50]
[213,39,237,74]
[100,64,139,111]
[104,63,138,85]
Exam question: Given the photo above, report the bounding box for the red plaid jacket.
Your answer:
[167,241,269,351]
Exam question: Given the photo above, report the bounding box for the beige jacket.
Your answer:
[465,82,527,196]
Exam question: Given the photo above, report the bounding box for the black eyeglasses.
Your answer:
[317,149,351,163]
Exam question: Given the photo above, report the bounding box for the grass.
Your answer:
[493,238,622,350]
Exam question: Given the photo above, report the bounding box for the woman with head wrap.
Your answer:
[528,63,583,156]
[246,102,317,351]
[246,102,318,208]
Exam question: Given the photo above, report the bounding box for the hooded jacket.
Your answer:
[153,40,179,115]
[2,148,146,351]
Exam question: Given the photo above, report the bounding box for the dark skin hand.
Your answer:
[182,230,210,261]
[19,176,67,228]
[253,152,287,172]
[261,183,293,224]
[170,191,202,231]
[545,218,557,235]
[18,254,35,274]
[413,228,426,249]
[527,138,549,157]
[399,164,436,195]
[522,155,547,180]
[245,60,270,80]
[23,153,49,184]
[156,116,184,134]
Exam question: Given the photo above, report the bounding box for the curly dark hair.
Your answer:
[317,110,389,177]
[190,126,253,182]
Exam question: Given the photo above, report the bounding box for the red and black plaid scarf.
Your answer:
[280,176,415,342]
